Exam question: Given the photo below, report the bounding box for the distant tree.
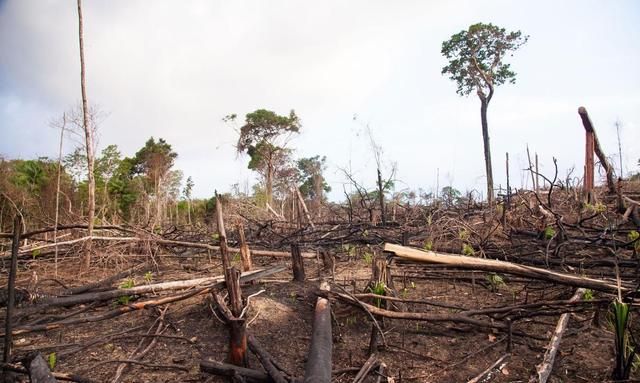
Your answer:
[441,23,528,205]
[440,186,462,208]
[183,176,194,225]
[297,155,331,214]
[232,109,300,208]
[132,137,178,225]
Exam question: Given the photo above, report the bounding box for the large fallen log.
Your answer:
[15,265,285,317]
[304,281,332,383]
[1,235,316,259]
[384,243,627,294]
[201,359,272,383]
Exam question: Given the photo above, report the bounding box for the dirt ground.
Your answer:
[1,246,623,383]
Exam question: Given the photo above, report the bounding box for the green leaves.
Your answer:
[441,23,528,99]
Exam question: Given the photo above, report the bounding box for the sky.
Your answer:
[1,0,639,200]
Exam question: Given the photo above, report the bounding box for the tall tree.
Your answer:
[441,23,528,205]
[77,0,95,268]
[233,109,300,208]
[133,137,178,225]
[297,155,330,215]
[183,176,194,225]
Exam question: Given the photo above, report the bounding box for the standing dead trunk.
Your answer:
[266,159,274,209]
[480,96,494,205]
[377,168,386,225]
[54,115,65,277]
[77,0,95,269]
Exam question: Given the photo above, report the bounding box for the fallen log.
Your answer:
[304,281,332,383]
[201,359,272,383]
[15,266,285,317]
[384,243,626,294]
[1,362,98,383]
[529,288,586,383]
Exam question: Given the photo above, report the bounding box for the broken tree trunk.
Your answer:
[384,243,626,294]
[579,107,616,195]
[530,288,586,383]
[238,224,252,272]
[304,281,332,383]
[291,243,306,282]
[227,268,248,367]
[294,187,315,229]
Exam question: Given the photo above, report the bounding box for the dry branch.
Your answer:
[304,281,332,383]
[529,288,586,383]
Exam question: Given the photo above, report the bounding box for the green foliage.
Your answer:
[47,352,57,370]
[544,226,556,240]
[32,249,41,259]
[585,202,607,214]
[362,252,373,264]
[611,300,638,380]
[369,282,386,308]
[629,231,640,252]
[458,229,470,241]
[297,155,331,200]
[423,240,433,251]
[441,186,462,207]
[441,23,529,97]
[211,232,220,241]
[342,244,357,257]
[237,109,300,153]
[117,279,135,305]
[144,271,153,284]
[462,243,475,256]
[486,273,505,291]
[583,289,594,301]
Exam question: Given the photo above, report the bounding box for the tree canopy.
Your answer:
[441,22,528,101]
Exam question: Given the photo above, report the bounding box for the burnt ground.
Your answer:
[2,247,621,383]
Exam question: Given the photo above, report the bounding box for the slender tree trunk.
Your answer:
[187,199,192,225]
[266,162,274,209]
[480,97,494,205]
[54,114,66,277]
[77,0,95,269]
[377,168,386,225]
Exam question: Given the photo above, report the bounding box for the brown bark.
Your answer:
[238,224,252,272]
[304,281,332,383]
[480,97,494,205]
[291,243,306,282]
[384,243,626,293]
[77,0,95,270]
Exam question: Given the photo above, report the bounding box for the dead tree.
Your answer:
[77,0,95,269]
[304,281,332,383]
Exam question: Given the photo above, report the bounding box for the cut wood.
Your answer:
[304,281,332,383]
[529,288,585,383]
[384,243,626,293]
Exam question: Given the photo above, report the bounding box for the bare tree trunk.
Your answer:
[54,114,66,277]
[266,162,274,209]
[480,97,494,205]
[377,168,386,225]
[187,198,192,225]
[77,0,95,270]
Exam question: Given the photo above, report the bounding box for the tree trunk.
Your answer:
[54,115,65,278]
[266,159,274,209]
[77,0,95,270]
[480,97,494,205]
[377,168,386,225]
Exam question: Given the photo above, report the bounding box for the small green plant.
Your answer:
[342,244,357,257]
[47,352,56,370]
[458,229,470,241]
[369,282,386,308]
[423,240,433,251]
[544,226,556,240]
[211,233,220,241]
[629,230,640,252]
[462,243,475,256]
[611,300,638,380]
[232,253,241,262]
[486,273,505,292]
[583,289,594,301]
[32,249,41,259]
[117,279,135,305]
[410,281,416,289]
[362,252,373,264]
[401,288,408,298]
[144,271,153,284]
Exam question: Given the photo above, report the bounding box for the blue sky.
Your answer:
[1,0,639,200]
